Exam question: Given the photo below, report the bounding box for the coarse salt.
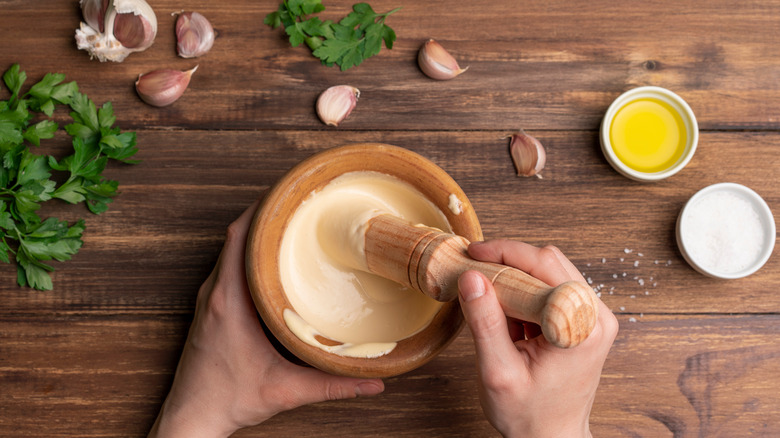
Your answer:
[682,191,765,274]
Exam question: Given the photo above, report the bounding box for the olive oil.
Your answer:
[609,98,687,173]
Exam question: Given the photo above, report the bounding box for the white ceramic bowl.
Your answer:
[600,86,699,182]
[676,183,776,279]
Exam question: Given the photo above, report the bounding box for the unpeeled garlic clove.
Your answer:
[316,85,360,126]
[175,11,215,58]
[76,0,158,62]
[81,0,109,33]
[509,130,546,178]
[135,66,197,107]
[417,39,468,80]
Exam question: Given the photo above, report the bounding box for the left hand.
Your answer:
[148,199,385,438]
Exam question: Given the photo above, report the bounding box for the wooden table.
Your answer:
[2,0,779,436]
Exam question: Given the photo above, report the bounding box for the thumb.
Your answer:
[458,270,520,370]
[282,367,384,408]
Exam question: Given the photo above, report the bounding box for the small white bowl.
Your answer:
[600,86,699,182]
[677,183,776,279]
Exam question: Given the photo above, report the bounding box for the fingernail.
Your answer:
[355,381,383,397]
[458,271,486,302]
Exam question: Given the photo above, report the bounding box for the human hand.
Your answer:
[458,240,618,438]
[149,199,384,438]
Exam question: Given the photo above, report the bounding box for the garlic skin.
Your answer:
[417,39,468,80]
[316,85,360,127]
[510,130,547,178]
[75,0,158,62]
[135,66,198,107]
[175,11,215,58]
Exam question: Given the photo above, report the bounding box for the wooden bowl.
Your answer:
[245,143,483,378]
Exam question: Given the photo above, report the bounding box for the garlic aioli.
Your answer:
[279,172,450,358]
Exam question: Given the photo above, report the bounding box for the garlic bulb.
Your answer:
[509,130,546,178]
[175,11,215,58]
[316,85,360,126]
[75,0,158,62]
[135,66,197,107]
[417,39,468,80]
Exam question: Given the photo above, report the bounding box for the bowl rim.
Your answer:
[245,143,482,378]
[676,182,776,279]
[600,86,699,182]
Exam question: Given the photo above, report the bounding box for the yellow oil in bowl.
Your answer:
[609,98,687,173]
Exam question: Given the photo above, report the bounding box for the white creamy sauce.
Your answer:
[448,193,463,215]
[279,171,451,358]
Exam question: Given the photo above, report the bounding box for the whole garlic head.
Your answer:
[75,0,158,62]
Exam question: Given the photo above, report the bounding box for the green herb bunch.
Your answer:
[265,0,400,71]
[0,64,138,290]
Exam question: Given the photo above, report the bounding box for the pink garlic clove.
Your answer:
[135,66,198,107]
[417,39,468,80]
[316,85,360,126]
[80,0,110,33]
[509,130,547,178]
[113,11,155,49]
[176,11,215,58]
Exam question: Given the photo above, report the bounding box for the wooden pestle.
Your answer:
[362,214,599,348]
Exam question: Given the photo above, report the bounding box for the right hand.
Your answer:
[458,240,618,438]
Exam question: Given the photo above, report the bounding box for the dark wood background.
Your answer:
[2,0,779,436]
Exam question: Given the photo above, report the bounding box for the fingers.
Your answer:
[222,198,263,263]
[468,240,586,286]
[278,367,384,410]
[458,270,523,372]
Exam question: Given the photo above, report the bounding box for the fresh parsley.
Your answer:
[0,64,138,290]
[265,1,400,71]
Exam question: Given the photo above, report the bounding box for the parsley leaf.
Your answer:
[266,1,400,71]
[0,64,138,290]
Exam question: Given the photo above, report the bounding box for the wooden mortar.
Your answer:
[246,143,481,378]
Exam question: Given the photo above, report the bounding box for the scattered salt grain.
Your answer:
[601,258,606,263]
[619,306,626,311]
[638,279,645,286]
[628,317,637,323]
[633,260,639,267]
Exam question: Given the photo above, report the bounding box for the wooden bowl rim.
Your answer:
[245,143,482,378]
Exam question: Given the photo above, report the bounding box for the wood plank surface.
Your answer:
[1,0,779,436]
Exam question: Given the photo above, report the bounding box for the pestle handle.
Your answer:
[363,214,599,348]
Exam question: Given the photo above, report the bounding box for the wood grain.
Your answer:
[0,0,779,436]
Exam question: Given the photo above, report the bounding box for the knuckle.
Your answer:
[601,309,620,341]
[323,381,350,401]
[537,245,562,270]
[482,369,516,394]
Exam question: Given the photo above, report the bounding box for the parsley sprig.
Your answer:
[265,1,400,71]
[0,64,138,290]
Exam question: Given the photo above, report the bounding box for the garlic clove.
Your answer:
[417,39,468,80]
[316,85,360,127]
[135,66,197,107]
[76,0,158,62]
[175,11,216,58]
[509,130,547,178]
[81,0,110,33]
[113,11,156,49]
